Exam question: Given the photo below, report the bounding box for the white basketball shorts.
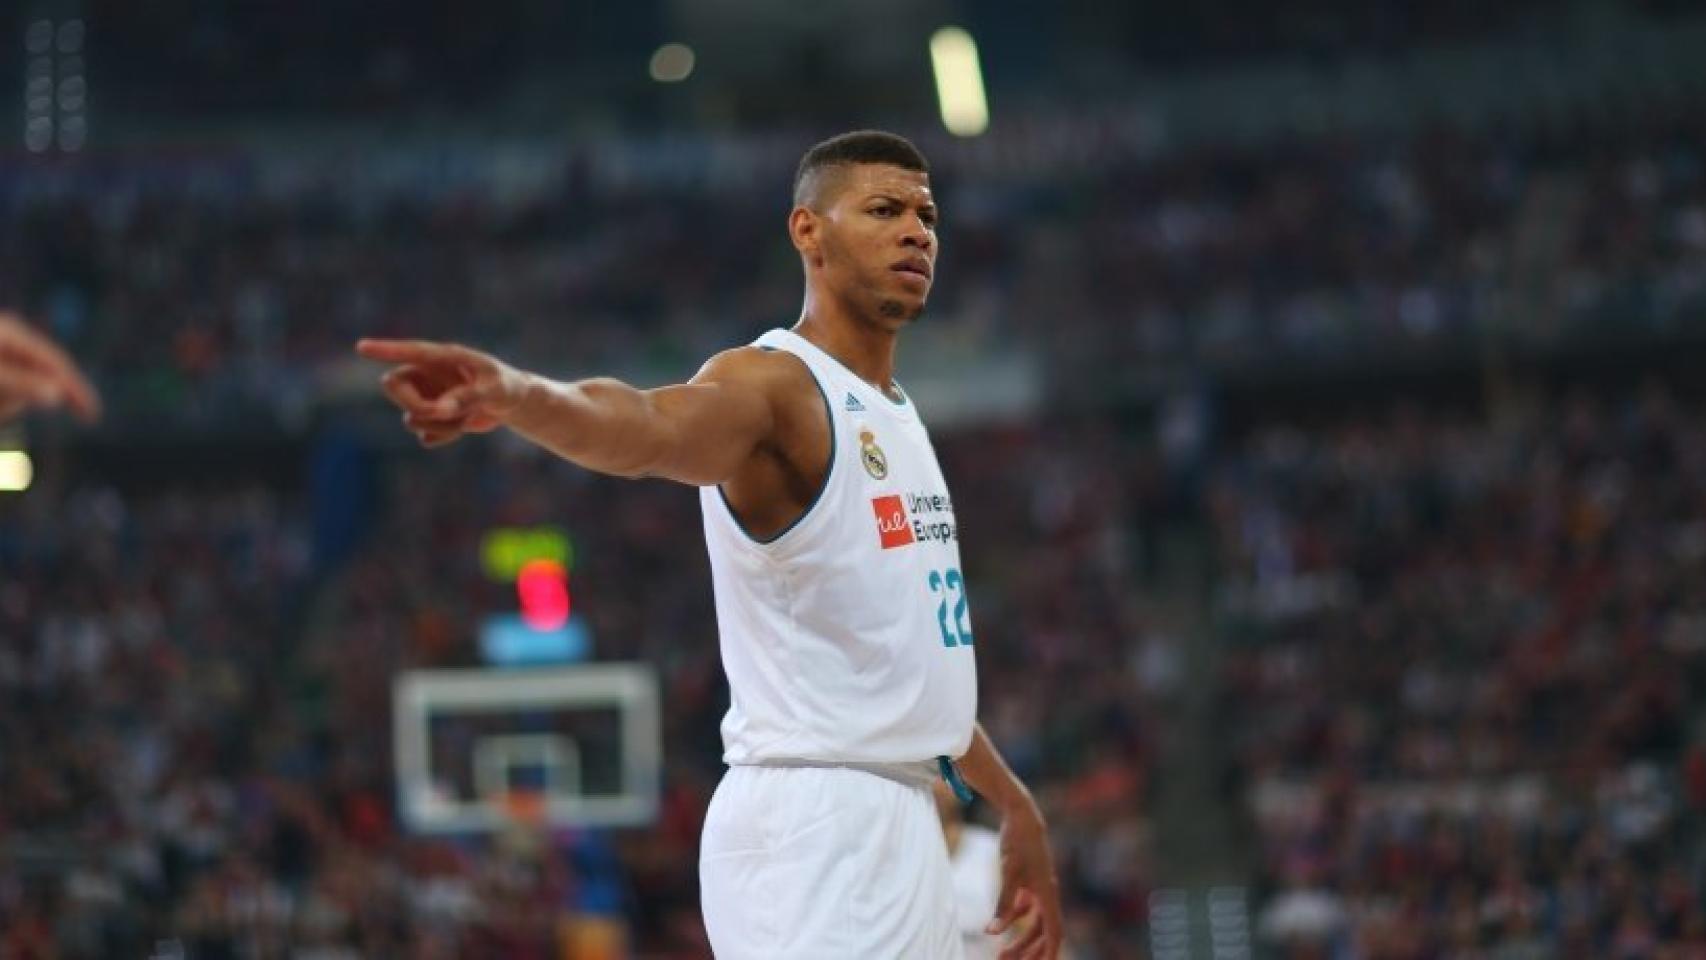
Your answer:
[699,761,965,959]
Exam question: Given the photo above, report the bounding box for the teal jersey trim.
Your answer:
[716,346,836,545]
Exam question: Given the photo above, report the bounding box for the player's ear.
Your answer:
[789,206,822,262]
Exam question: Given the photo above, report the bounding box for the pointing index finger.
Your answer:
[356,338,457,365]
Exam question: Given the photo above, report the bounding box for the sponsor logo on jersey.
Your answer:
[859,429,889,480]
[872,495,915,549]
[904,490,959,546]
[872,491,959,549]
[844,392,866,412]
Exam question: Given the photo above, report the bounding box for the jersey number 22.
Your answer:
[927,568,974,647]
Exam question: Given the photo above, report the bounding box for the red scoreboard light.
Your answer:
[517,558,570,631]
[478,527,589,666]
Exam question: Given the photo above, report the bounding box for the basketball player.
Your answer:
[0,312,100,424]
[357,131,1063,958]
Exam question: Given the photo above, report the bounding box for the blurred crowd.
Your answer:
[0,482,317,956]
[3,59,1706,960]
[1212,384,1706,957]
[0,417,1161,957]
[3,107,1705,426]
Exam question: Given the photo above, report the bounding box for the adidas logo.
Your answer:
[844,393,866,412]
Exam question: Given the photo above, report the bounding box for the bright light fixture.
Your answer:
[930,27,989,137]
[0,451,32,492]
[649,43,695,83]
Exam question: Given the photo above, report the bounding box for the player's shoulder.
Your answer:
[693,344,818,399]
[692,345,826,463]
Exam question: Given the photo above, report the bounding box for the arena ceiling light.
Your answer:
[649,43,696,83]
[19,18,85,153]
[0,451,32,492]
[929,26,988,137]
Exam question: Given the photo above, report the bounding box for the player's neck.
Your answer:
[793,301,900,399]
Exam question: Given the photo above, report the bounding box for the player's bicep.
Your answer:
[640,353,777,486]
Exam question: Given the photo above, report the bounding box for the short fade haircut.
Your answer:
[792,130,930,208]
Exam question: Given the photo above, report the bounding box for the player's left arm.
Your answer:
[957,724,1063,960]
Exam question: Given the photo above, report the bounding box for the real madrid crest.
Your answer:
[859,429,889,479]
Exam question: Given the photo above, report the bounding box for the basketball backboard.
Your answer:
[392,663,661,833]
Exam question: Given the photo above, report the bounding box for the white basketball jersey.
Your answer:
[699,328,978,765]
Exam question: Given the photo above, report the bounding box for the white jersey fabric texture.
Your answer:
[948,824,1005,960]
[696,328,980,957]
[698,327,978,765]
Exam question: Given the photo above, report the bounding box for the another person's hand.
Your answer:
[356,338,530,448]
[0,313,100,424]
[988,800,1064,960]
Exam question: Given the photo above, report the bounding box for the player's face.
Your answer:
[816,165,938,326]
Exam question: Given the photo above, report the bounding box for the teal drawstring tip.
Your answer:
[937,756,976,804]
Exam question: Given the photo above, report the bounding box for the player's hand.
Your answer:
[988,800,1063,960]
[0,313,100,424]
[355,338,529,448]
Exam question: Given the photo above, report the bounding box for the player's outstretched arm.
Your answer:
[958,724,1064,960]
[0,312,101,425]
[355,338,775,486]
